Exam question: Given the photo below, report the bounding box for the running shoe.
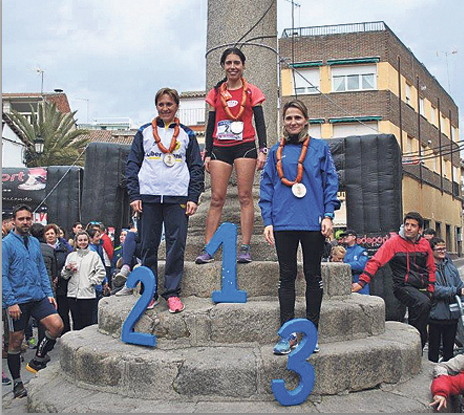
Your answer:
[195,249,214,264]
[26,358,47,374]
[146,297,160,310]
[167,297,185,314]
[314,342,320,353]
[273,333,298,355]
[26,337,37,349]
[113,265,131,288]
[13,382,27,398]
[2,370,11,386]
[238,244,252,263]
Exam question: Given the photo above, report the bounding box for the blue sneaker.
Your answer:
[273,333,298,355]
[238,244,252,263]
[195,249,214,264]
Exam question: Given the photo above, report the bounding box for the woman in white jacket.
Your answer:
[61,231,106,330]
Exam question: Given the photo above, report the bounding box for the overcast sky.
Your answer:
[2,0,463,128]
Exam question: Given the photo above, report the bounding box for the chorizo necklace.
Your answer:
[276,136,310,198]
[152,117,180,167]
[220,78,248,134]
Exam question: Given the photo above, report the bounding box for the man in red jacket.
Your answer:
[352,212,436,349]
[430,353,464,411]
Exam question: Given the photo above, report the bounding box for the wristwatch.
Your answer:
[323,213,334,220]
[259,147,268,155]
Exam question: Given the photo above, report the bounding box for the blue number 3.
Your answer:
[272,318,318,406]
[120,266,157,347]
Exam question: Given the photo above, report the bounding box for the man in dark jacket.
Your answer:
[352,212,436,349]
[2,205,63,398]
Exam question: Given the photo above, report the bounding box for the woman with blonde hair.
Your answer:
[259,99,340,355]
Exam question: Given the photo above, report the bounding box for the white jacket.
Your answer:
[61,248,106,299]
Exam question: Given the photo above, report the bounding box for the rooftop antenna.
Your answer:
[35,67,45,95]
[436,49,458,92]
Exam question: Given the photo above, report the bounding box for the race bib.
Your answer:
[216,120,243,141]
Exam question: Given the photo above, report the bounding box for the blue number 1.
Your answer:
[205,222,247,304]
[120,266,157,347]
[272,318,318,406]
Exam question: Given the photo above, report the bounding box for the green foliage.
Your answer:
[8,101,90,167]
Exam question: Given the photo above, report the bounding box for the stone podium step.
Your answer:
[187,187,264,237]
[26,354,436,413]
[138,261,353,299]
[98,295,385,346]
[44,322,420,401]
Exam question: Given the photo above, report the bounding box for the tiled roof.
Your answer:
[45,93,71,113]
[81,129,136,146]
[180,91,206,98]
[2,92,72,113]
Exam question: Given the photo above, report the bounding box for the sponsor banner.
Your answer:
[2,167,47,214]
[355,232,398,257]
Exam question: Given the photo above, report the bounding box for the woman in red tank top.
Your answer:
[196,48,267,264]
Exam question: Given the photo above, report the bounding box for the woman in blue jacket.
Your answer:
[259,100,340,355]
[428,237,464,363]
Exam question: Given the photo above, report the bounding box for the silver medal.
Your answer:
[292,183,307,198]
[164,153,176,167]
[230,121,244,134]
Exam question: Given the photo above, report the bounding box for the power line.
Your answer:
[401,139,464,156]
[234,0,275,46]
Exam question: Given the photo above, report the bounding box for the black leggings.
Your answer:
[274,230,324,329]
[68,298,96,330]
[428,320,458,363]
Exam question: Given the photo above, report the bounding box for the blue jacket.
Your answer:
[430,258,464,321]
[126,119,204,204]
[345,244,369,294]
[2,231,54,308]
[259,138,340,231]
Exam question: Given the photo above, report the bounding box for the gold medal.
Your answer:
[164,153,176,167]
[292,183,307,198]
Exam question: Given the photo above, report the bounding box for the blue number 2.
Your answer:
[120,266,157,347]
[206,222,247,304]
[272,318,318,406]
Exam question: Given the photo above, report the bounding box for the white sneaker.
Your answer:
[18,175,46,191]
[113,265,131,287]
[115,286,133,297]
[313,342,320,353]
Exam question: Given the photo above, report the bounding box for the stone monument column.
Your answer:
[206,0,278,149]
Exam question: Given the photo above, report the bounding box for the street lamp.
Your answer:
[34,135,44,154]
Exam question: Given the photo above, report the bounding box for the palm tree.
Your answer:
[8,101,90,167]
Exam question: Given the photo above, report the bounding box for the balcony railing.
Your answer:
[282,21,386,38]
[178,108,205,126]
